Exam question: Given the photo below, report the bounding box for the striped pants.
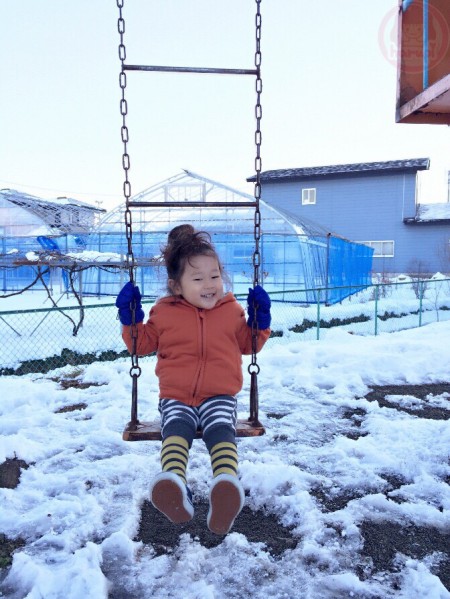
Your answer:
[158,394,237,451]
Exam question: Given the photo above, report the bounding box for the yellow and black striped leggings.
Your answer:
[158,395,239,478]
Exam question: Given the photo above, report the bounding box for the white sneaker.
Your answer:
[207,474,245,535]
[150,472,194,524]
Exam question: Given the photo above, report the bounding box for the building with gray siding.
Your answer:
[249,158,450,276]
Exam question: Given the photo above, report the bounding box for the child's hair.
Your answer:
[162,224,224,295]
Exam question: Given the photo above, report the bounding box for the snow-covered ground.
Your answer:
[1,314,449,598]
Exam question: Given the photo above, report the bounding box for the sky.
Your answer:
[1,289,450,597]
[2,0,450,212]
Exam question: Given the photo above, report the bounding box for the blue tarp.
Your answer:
[1,232,373,303]
[80,231,373,304]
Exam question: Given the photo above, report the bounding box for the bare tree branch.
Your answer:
[0,265,50,298]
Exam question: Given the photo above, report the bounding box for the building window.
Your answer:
[302,188,316,205]
[359,240,395,258]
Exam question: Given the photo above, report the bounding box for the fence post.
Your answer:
[374,284,379,336]
[419,279,423,327]
[1,238,6,292]
[316,288,321,340]
[325,234,330,305]
[79,270,83,324]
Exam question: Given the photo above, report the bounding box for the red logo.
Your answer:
[378,4,450,74]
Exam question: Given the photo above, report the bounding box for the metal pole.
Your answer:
[316,289,321,340]
[325,234,330,305]
[127,201,257,208]
[419,279,423,327]
[124,64,258,76]
[423,0,429,89]
[374,284,379,336]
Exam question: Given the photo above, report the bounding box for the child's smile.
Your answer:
[171,255,224,309]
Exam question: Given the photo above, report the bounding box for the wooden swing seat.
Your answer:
[123,418,265,441]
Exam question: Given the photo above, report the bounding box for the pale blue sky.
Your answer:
[2,0,450,209]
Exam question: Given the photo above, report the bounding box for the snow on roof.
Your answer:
[417,202,450,221]
[0,189,104,235]
[0,189,103,212]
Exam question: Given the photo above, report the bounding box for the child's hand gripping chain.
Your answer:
[246,284,271,330]
[115,281,145,325]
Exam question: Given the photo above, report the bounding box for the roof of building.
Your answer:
[247,158,430,182]
[0,189,105,235]
[1,189,105,212]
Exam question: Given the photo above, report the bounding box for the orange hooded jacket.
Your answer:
[121,292,270,406]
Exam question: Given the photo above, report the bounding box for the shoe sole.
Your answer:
[151,478,193,524]
[208,478,243,535]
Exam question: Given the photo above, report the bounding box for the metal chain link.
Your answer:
[117,0,141,425]
[117,1,134,278]
[249,0,262,415]
[252,0,262,292]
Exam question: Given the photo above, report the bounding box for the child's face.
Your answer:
[171,254,224,309]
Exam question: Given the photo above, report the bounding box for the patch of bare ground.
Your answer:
[55,402,88,413]
[137,499,298,557]
[359,521,450,591]
[0,458,29,490]
[365,383,450,420]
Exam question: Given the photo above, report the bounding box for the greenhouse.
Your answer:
[82,171,373,304]
[0,173,373,303]
[0,189,103,292]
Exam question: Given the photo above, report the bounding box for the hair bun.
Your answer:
[162,224,217,286]
[168,224,195,244]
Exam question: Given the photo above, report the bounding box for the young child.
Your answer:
[116,224,271,535]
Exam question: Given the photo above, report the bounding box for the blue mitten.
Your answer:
[247,285,271,329]
[115,281,145,325]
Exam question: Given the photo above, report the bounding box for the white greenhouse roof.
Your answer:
[98,170,307,236]
[0,189,104,236]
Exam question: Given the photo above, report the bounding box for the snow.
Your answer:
[65,250,123,263]
[418,202,450,221]
[0,302,450,597]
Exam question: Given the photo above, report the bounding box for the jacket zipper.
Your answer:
[192,309,206,400]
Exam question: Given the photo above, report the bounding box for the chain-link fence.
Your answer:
[1,278,449,376]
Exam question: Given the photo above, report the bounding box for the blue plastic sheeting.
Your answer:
[0,234,81,292]
[36,237,69,290]
[1,232,373,304]
[37,236,61,252]
[260,234,373,304]
[80,232,373,305]
[326,235,374,304]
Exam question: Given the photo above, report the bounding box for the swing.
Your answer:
[116,0,265,441]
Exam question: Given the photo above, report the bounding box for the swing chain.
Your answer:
[253,0,262,288]
[249,0,262,421]
[117,0,134,280]
[117,0,140,426]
